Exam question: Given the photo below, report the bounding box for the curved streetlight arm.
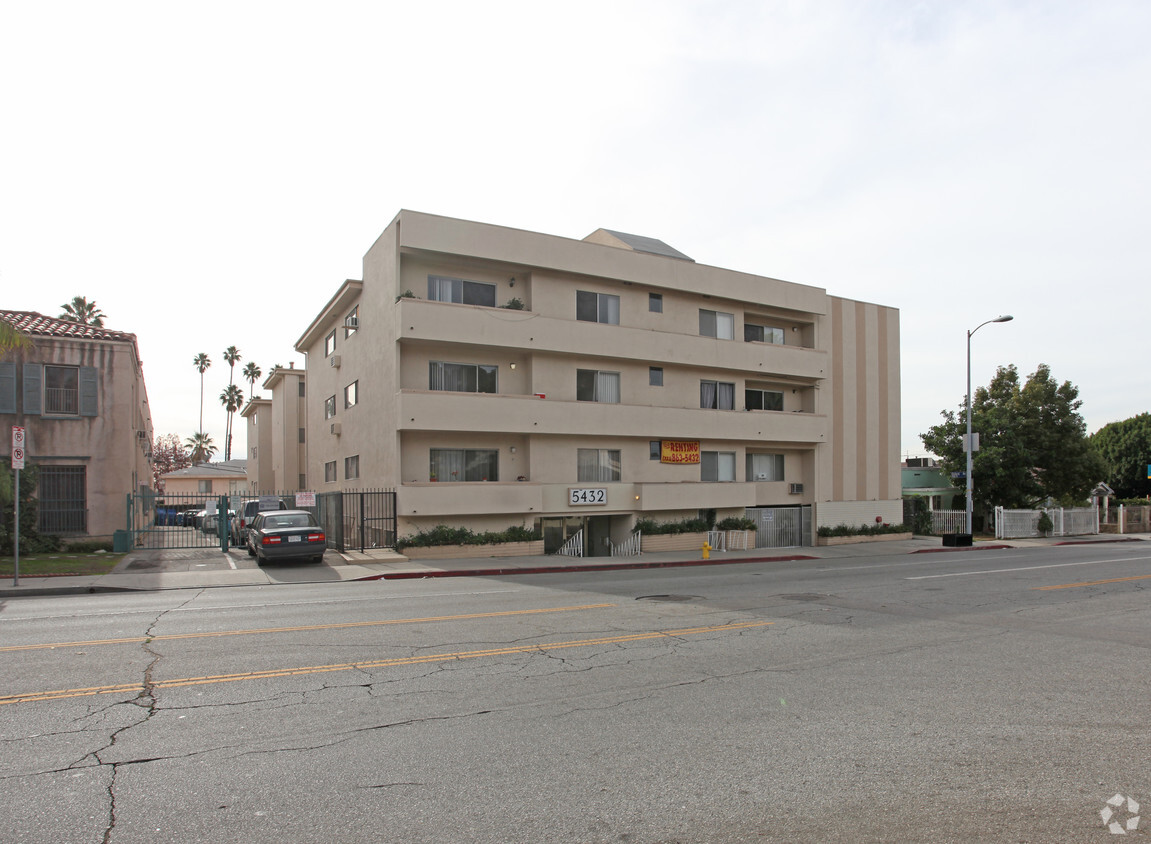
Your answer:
[965,315,1013,535]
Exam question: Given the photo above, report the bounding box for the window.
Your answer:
[430,448,499,482]
[345,306,358,339]
[325,330,336,357]
[429,362,498,393]
[38,466,86,533]
[298,427,306,443]
[576,290,620,325]
[747,453,785,481]
[701,451,736,482]
[198,480,211,493]
[344,380,358,409]
[699,309,734,340]
[746,388,784,411]
[578,448,621,482]
[324,396,336,420]
[299,381,306,397]
[700,380,735,410]
[44,365,79,414]
[324,461,337,483]
[650,440,661,460]
[745,323,784,344]
[345,455,360,480]
[428,275,497,307]
[649,367,663,387]
[576,370,620,403]
[649,293,663,313]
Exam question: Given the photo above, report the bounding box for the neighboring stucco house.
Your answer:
[160,460,249,497]
[294,211,902,552]
[902,457,963,511]
[240,365,307,493]
[1,309,153,542]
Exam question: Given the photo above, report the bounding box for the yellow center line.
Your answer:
[1034,574,1151,591]
[0,621,773,706]
[0,604,617,652]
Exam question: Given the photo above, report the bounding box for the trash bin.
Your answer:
[942,533,972,547]
[113,530,130,553]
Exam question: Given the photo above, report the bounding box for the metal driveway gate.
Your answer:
[747,505,812,548]
[316,489,396,552]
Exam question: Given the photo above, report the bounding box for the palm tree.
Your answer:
[219,384,244,461]
[1,320,32,356]
[222,346,241,462]
[59,296,106,326]
[185,432,217,464]
[192,353,211,434]
[242,361,262,400]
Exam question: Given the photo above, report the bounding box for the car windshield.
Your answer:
[266,514,314,528]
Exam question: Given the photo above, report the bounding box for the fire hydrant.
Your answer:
[702,540,711,560]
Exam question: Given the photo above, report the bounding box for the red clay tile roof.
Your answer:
[1,309,137,343]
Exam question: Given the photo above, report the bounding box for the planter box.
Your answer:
[640,532,712,554]
[816,531,912,547]
[401,540,545,560]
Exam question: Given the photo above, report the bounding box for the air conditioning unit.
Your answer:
[329,354,341,368]
[330,422,342,435]
[755,472,768,480]
[788,483,804,495]
[345,317,358,329]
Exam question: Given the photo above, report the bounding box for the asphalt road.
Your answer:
[2,542,1149,843]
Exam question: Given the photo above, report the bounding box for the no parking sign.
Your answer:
[11,426,24,469]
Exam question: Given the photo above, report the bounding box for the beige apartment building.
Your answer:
[240,365,307,492]
[1,310,153,542]
[295,211,900,552]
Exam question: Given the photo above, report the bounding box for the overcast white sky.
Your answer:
[3,1,1148,460]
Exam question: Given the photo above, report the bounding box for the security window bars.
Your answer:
[747,453,785,481]
[576,370,621,403]
[745,323,784,344]
[44,365,79,415]
[578,448,621,482]
[430,448,499,482]
[324,396,336,420]
[701,451,736,482]
[345,381,358,409]
[576,290,620,325]
[745,388,784,411]
[699,309,734,340]
[429,361,498,393]
[428,275,497,307]
[345,455,360,480]
[37,466,87,533]
[700,380,735,410]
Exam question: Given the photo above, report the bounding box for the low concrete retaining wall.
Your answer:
[640,532,712,553]
[816,532,912,547]
[401,540,546,560]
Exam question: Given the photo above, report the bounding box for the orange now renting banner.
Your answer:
[660,440,700,464]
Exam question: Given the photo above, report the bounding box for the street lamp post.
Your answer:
[965,315,1014,536]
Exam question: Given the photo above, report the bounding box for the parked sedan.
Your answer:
[245,510,327,566]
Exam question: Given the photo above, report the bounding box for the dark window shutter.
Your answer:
[0,362,15,413]
[80,367,98,416]
[23,363,41,415]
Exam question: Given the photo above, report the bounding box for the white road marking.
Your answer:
[905,555,1150,580]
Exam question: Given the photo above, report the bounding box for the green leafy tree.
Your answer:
[192,353,211,434]
[59,296,106,326]
[1,320,31,356]
[921,364,1103,522]
[219,384,244,461]
[185,432,217,464]
[1090,413,1151,498]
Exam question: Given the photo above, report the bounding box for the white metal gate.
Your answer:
[995,507,1099,539]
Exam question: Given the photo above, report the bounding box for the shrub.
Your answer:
[396,524,541,551]
[501,297,525,310]
[715,516,757,531]
[63,540,115,553]
[634,517,710,536]
[817,522,911,538]
[1036,511,1054,536]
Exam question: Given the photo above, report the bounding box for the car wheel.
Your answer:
[246,541,255,557]
[314,554,325,565]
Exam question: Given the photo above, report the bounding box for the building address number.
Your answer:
[569,487,608,506]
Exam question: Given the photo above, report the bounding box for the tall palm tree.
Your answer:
[222,346,241,463]
[185,432,217,464]
[219,384,244,461]
[242,361,262,400]
[192,353,211,434]
[59,296,106,326]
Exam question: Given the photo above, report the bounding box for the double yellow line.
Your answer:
[0,620,772,706]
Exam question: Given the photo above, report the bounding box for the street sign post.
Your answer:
[11,426,24,586]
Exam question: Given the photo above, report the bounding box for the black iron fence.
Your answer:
[316,489,396,552]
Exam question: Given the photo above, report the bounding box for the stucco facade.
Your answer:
[1,310,153,542]
[240,366,307,493]
[294,211,901,549]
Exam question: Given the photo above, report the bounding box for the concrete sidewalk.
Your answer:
[1,533,1146,597]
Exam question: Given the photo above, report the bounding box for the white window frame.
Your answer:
[699,309,734,340]
[324,395,336,420]
[429,361,498,393]
[324,330,336,357]
[324,461,337,483]
[576,290,620,325]
[746,453,785,482]
[345,455,359,480]
[700,380,735,410]
[577,448,621,482]
[428,275,497,307]
[745,388,784,411]
[745,323,785,344]
[344,381,358,409]
[701,451,736,482]
[576,369,621,403]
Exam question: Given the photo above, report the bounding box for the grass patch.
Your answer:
[0,554,126,578]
